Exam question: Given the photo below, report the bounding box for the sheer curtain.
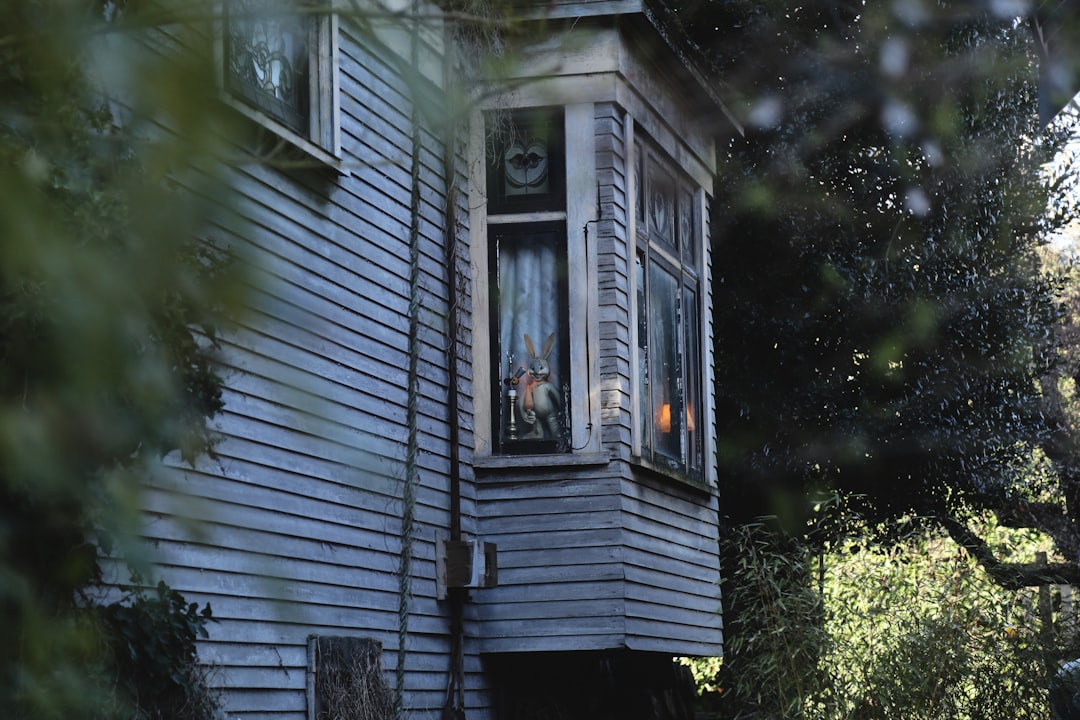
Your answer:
[497,232,565,443]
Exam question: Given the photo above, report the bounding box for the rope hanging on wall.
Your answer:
[396,4,423,718]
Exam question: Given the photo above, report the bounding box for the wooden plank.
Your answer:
[624,611,724,640]
[623,575,723,617]
[479,511,621,535]
[476,526,623,552]
[477,473,621,501]
[479,578,625,605]
[148,541,403,595]
[215,688,307,714]
[622,555,722,601]
[497,544,621,568]
[165,449,453,530]
[479,633,627,654]
[485,560,623,587]
[197,623,457,656]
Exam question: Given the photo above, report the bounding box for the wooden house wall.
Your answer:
[475,468,628,653]
[141,18,491,720]
[595,102,635,461]
[599,94,722,655]
[620,476,723,653]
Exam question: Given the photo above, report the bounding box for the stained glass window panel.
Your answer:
[487,110,564,213]
[678,188,694,257]
[648,161,675,248]
[226,0,311,135]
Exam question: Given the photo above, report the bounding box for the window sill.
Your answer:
[224,97,344,175]
[474,451,612,471]
[632,457,717,497]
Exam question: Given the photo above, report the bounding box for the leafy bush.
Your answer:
[0,2,237,716]
[818,517,1071,720]
[95,580,220,720]
[696,514,1080,720]
[714,521,830,719]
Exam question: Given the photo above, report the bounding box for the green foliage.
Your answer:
[0,2,240,717]
[696,0,1066,546]
[716,522,830,719]
[95,580,220,720]
[696,515,1080,720]
[817,517,1073,720]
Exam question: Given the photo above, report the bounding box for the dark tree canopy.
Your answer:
[672,1,1080,582]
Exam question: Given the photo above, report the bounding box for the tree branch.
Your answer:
[937,516,1080,590]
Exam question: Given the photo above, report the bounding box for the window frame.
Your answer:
[219,0,342,169]
[488,220,572,455]
[469,103,601,463]
[485,108,572,456]
[632,139,705,481]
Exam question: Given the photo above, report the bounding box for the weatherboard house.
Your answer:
[151,1,726,718]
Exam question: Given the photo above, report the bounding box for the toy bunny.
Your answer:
[520,332,562,440]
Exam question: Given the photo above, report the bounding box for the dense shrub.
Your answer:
[689,515,1080,720]
[818,517,1067,720]
[95,581,220,720]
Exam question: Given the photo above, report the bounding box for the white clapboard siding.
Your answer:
[146,13,494,720]
[595,102,634,459]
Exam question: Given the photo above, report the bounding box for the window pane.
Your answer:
[678,188,695,261]
[636,253,650,454]
[648,161,675,248]
[682,285,701,474]
[493,225,569,452]
[487,110,564,213]
[635,144,645,225]
[226,0,311,135]
[648,263,681,466]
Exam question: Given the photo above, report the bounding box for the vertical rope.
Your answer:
[440,17,468,720]
[396,4,423,718]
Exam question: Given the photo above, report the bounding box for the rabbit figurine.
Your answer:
[520,332,562,440]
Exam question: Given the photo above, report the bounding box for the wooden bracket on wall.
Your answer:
[436,537,498,599]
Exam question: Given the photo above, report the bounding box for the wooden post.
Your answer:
[1037,551,1056,677]
[1038,552,1052,631]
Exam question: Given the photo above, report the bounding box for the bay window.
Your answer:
[634,141,703,478]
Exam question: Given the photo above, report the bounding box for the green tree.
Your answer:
[668,2,1079,573]
[0,1,241,716]
[656,2,1080,715]
[819,516,1061,720]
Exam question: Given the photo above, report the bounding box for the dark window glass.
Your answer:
[636,253,650,455]
[635,143,703,478]
[682,285,702,474]
[678,187,695,262]
[226,0,311,135]
[648,261,682,466]
[487,110,565,213]
[648,161,676,250]
[490,222,571,454]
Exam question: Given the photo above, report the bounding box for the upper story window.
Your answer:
[487,111,565,213]
[487,109,571,454]
[634,141,704,478]
[223,0,340,165]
